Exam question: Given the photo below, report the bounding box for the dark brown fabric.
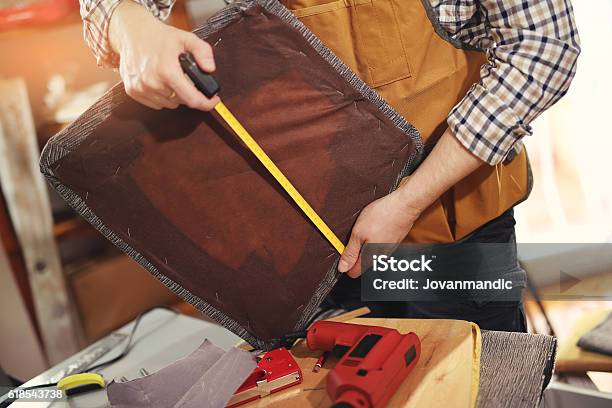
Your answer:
[41,2,419,346]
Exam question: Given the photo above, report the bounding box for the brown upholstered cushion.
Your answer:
[40,0,421,349]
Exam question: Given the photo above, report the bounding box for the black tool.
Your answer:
[179,53,220,98]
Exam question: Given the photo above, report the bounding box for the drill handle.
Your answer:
[307,321,388,354]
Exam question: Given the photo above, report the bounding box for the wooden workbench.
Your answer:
[5,309,557,408]
[245,317,480,407]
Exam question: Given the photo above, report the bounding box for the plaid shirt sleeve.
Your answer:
[431,0,581,165]
[79,0,176,68]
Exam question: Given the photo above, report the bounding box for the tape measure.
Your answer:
[180,53,345,254]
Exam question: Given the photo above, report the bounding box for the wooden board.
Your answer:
[0,77,79,363]
[70,255,179,341]
[0,237,47,378]
[245,318,480,407]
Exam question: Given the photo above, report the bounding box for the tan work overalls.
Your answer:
[282,0,530,243]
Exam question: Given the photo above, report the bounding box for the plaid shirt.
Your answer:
[79,0,175,67]
[80,0,580,165]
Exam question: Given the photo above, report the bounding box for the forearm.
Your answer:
[80,0,124,66]
[79,0,176,67]
[396,128,483,215]
[109,1,157,54]
[337,128,483,275]
[101,0,217,111]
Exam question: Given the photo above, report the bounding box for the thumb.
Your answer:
[338,233,363,273]
[184,33,216,73]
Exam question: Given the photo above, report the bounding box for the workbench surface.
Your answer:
[3,309,555,407]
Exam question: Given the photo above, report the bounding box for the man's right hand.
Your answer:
[109,1,219,111]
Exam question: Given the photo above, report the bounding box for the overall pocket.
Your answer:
[285,0,412,88]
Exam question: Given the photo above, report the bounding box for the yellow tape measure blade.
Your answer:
[213,102,345,254]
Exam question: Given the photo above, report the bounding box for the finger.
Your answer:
[165,64,218,111]
[184,33,215,72]
[346,254,363,278]
[123,80,161,110]
[150,93,180,109]
[140,79,180,109]
[131,93,163,110]
[184,93,219,111]
[338,233,363,273]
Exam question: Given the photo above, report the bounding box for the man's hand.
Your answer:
[338,191,421,278]
[338,128,484,278]
[109,1,218,110]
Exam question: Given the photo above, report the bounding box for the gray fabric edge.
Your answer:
[479,331,557,407]
[40,0,423,350]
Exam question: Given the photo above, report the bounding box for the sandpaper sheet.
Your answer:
[107,340,256,408]
[40,0,421,349]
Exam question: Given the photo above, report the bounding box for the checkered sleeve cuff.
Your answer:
[137,0,175,20]
[80,0,176,68]
[448,83,532,165]
[80,0,123,68]
[433,0,581,165]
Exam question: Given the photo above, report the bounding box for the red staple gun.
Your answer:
[226,347,302,407]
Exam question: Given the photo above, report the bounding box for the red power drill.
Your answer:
[306,321,420,408]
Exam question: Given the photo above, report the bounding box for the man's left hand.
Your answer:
[337,127,485,278]
[337,190,421,278]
